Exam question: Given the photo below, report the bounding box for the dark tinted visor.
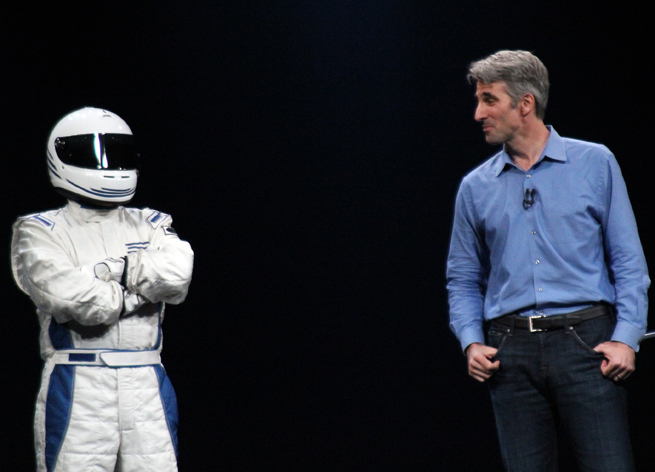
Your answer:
[54,133,139,170]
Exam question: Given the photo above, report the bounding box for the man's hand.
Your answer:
[593,341,635,381]
[466,342,500,382]
[122,290,149,316]
[94,257,126,284]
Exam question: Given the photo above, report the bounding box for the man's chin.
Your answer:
[484,135,502,145]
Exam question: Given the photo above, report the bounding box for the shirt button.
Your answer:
[532,231,537,235]
[538,288,543,292]
[535,260,540,264]
[526,174,532,178]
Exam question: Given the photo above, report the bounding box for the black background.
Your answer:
[2,2,654,470]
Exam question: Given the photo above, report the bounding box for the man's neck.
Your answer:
[506,122,551,171]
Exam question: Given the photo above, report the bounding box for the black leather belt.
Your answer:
[491,304,611,332]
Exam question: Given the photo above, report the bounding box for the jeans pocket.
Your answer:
[570,317,613,356]
[487,327,509,356]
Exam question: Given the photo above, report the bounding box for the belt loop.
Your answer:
[563,314,570,334]
[508,315,516,336]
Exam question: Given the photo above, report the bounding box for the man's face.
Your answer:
[474,81,522,145]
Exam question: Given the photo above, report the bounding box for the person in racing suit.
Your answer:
[11,107,194,472]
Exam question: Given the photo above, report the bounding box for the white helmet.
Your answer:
[47,107,139,206]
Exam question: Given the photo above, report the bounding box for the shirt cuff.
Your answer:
[459,326,486,354]
[611,320,645,352]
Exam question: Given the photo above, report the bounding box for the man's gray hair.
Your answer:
[468,50,550,120]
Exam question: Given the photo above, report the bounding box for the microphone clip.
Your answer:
[523,188,536,209]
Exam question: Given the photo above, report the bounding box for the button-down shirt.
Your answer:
[447,127,649,352]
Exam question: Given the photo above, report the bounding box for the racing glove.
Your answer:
[93,257,126,284]
[122,290,150,316]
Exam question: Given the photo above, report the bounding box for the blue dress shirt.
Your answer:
[447,127,649,352]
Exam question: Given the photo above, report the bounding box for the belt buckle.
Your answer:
[528,315,546,332]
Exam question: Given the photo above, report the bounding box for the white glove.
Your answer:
[122,290,149,316]
[94,258,126,283]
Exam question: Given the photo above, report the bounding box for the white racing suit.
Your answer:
[11,200,194,472]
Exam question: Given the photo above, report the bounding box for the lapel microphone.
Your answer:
[523,188,536,209]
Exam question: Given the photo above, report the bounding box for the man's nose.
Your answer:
[474,104,486,122]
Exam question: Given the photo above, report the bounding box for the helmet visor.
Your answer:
[55,133,139,170]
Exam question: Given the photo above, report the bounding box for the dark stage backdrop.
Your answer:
[2,2,653,470]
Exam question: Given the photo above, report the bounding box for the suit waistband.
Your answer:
[51,349,161,367]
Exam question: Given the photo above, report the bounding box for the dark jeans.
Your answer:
[486,314,635,472]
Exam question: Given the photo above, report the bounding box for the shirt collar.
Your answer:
[492,126,567,177]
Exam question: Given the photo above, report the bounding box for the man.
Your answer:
[446,50,649,471]
[11,107,194,471]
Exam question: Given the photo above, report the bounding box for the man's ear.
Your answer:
[520,93,536,117]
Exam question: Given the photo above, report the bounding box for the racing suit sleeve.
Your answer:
[122,214,194,305]
[11,218,124,326]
